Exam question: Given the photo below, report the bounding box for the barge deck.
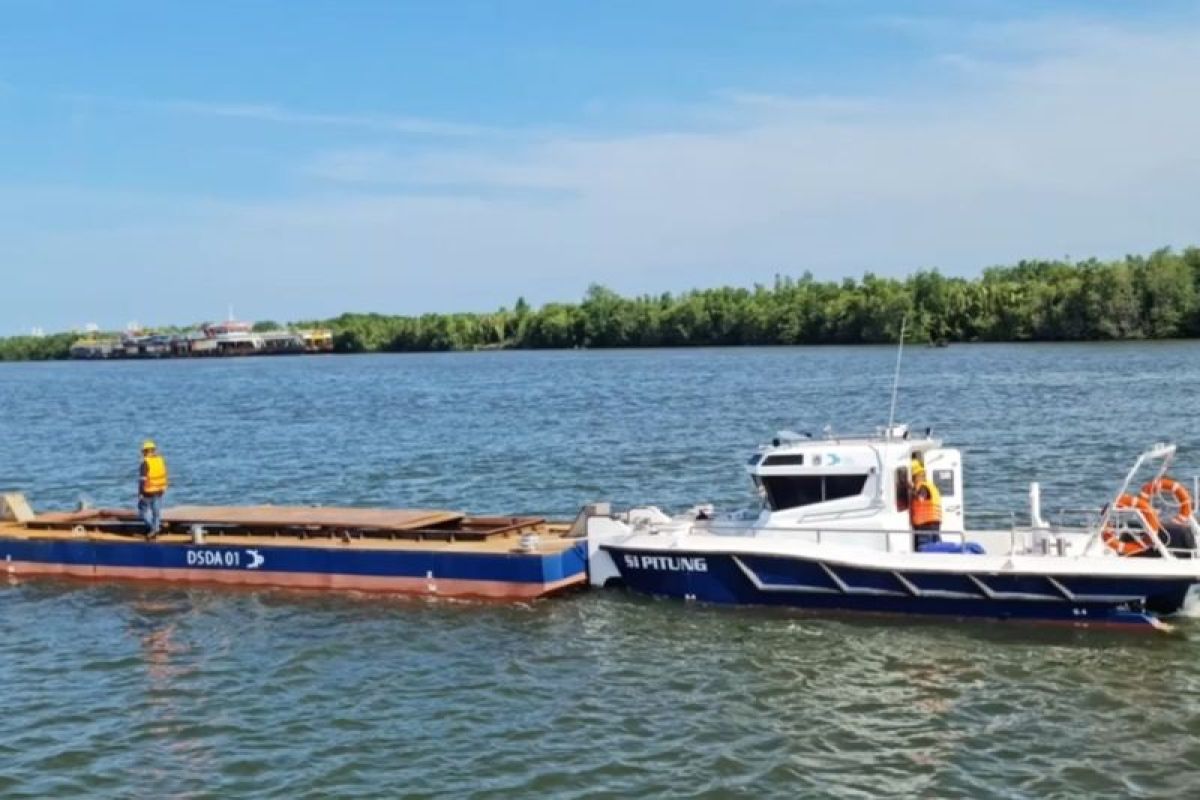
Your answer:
[0,498,587,600]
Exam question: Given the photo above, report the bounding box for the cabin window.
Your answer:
[762,476,822,509]
[762,454,805,467]
[932,469,956,497]
[825,474,868,500]
[895,468,910,511]
[761,474,869,510]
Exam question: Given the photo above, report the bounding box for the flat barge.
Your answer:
[0,497,586,600]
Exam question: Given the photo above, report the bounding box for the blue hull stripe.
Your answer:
[1,537,588,587]
[608,546,1195,625]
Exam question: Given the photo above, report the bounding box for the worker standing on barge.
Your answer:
[910,458,942,549]
[139,440,169,537]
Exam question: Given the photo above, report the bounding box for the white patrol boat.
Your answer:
[583,426,1200,630]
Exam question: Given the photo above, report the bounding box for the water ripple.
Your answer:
[3,347,1200,796]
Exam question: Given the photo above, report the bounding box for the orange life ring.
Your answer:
[1101,493,1161,557]
[1139,477,1194,522]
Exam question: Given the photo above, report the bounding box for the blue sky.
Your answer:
[3,0,1200,333]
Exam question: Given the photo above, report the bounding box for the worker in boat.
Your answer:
[138,440,169,537]
[910,457,942,549]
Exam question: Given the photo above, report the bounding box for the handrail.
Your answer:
[676,519,1200,559]
[1088,444,1178,558]
[695,522,971,537]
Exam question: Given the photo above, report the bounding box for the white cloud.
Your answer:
[293,17,1200,267]
[6,14,1200,332]
[60,93,494,138]
[161,99,494,137]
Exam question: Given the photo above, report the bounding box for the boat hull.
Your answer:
[604,545,1196,628]
[0,537,588,600]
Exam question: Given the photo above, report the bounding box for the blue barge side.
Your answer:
[0,503,588,600]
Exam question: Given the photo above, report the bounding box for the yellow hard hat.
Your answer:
[911,458,925,475]
[142,439,157,451]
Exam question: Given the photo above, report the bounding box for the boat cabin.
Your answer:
[744,425,964,546]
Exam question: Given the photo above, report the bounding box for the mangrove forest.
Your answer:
[4,247,1200,361]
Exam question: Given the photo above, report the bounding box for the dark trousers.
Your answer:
[914,520,941,550]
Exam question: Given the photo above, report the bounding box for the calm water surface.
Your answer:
[1,344,1199,798]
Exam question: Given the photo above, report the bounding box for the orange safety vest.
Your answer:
[911,478,942,526]
[142,454,169,495]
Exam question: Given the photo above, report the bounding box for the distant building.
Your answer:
[69,319,335,359]
[300,329,335,351]
[69,336,121,359]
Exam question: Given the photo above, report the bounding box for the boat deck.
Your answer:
[11,504,575,552]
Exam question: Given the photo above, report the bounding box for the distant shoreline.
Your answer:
[4,246,1198,362]
[3,337,1199,366]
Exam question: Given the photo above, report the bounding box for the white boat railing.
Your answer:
[682,518,1199,559]
[687,522,965,553]
[1053,507,1104,528]
[684,521,1023,555]
[1087,443,1187,559]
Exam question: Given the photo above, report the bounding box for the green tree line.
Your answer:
[4,247,1200,361]
[305,247,1200,351]
[0,332,80,362]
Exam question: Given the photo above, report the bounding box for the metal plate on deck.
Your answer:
[160,505,466,531]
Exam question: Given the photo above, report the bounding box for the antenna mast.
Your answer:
[886,315,908,437]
